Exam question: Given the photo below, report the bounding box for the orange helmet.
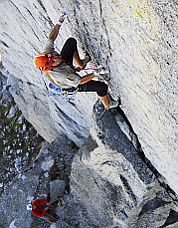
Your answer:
[34,52,52,71]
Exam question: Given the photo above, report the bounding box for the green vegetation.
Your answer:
[0,93,44,195]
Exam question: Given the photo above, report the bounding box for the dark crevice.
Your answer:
[0,41,9,48]
[160,209,178,227]
[36,0,47,13]
[115,105,178,202]
[139,197,171,217]
[120,174,137,206]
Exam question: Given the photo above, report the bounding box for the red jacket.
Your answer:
[31,199,48,217]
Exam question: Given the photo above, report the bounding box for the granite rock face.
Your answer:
[0,0,177,201]
[69,103,178,228]
[0,103,177,228]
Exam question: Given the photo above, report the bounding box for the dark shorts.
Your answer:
[61,38,77,65]
[78,80,108,97]
[61,38,108,97]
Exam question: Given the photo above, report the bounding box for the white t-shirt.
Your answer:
[43,38,81,89]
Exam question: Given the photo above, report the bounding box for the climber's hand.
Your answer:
[59,16,65,23]
[93,68,109,76]
[74,67,81,72]
[59,11,67,23]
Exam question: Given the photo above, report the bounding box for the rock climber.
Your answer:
[33,13,118,109]
[27,198,58,223]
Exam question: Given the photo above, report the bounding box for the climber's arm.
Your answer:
[79,69,103,85]
[79,73,96,85]
[48,15,65,41]
[48,24,61,41]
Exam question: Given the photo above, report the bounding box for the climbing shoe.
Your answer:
[109,99,119,109]
[108,93,119,109]
[82,51,91,68]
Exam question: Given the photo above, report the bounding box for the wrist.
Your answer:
[57,21,62,26]
[93,71,98,76]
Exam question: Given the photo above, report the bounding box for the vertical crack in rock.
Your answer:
[8,0,41,41]
[138,197,171,217]
[120,174,138,206]
[0,1,177,227]
[36,0,47,13]
[0,41,9,48]
[160,209,178,228]
[98,0,112,67]
[115,105,178,202]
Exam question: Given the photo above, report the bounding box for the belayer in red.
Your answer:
[27,198,59,223]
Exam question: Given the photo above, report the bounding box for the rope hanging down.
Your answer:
[43,195,67,223]
[47,195,68,206]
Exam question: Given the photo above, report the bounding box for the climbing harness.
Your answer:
[48,67,109,102]
[48,68,98,101]
[48,83,79,102]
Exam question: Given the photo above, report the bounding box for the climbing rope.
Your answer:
[43,195,67,223]
[45,212,59,221]
[47,195,68,206]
